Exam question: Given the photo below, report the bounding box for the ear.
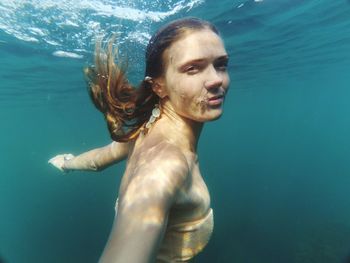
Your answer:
[152,79,168,99]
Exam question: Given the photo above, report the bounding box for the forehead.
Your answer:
[167,29,226,66]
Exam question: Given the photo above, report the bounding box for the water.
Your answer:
[1,0,350,262]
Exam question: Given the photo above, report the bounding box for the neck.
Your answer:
[152,100,203,154]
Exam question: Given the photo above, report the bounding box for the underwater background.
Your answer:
[1,0,350,262]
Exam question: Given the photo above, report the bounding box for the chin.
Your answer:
[195,112,224,123]
[210,114,223,121]
[206,108,224,121]
[206,114,223,122]
[181,107,224,123]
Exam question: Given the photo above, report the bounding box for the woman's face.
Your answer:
[161,29,230,122]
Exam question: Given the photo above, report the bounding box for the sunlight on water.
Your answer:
[0,0,204,57]
[1,0,350,103]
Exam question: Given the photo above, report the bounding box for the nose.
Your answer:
[204,66,223,90]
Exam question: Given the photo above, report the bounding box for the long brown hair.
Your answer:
[84,17,219,142]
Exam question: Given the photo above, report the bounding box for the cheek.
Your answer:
[168,87,204,116]
[224,73,230,86]
[173,84,206,105]
[172,87,193,105]
[177,87,209,115]
[167,77,193,101]
[178,89,187,100]
[165,73,208,112]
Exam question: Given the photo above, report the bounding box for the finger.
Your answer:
[48,155,59,163]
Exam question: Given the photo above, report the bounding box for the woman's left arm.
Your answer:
[48,141,130,172]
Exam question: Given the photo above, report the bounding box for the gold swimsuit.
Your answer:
[156,208,214,262]
[115,200,214,262]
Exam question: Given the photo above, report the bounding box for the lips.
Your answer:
[208,94,225,106]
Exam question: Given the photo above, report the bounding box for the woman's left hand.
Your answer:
[48,154,75,172]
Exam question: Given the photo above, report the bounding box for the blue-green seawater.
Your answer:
[1,0,350,262]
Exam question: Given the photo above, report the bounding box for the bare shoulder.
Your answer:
[143,141,189,179]
[120,141,190,207]
[140,141,189,188]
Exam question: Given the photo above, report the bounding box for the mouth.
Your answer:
[207,94,225,106]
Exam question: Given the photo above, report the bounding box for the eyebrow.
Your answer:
[178,55,229,71]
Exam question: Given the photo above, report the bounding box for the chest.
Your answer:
[170,161,211,222]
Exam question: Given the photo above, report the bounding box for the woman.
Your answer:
[49,17,230,263]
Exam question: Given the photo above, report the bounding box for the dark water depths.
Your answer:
[1,0,350,262]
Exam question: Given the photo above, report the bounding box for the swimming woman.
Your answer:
[49,17,230,263]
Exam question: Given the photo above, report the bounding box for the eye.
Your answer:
[215,61,228,71]
[185,65,200,74]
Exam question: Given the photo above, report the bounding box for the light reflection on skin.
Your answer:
[49,28,230,263]
[99,29,230,263]
[162,29,229,123]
